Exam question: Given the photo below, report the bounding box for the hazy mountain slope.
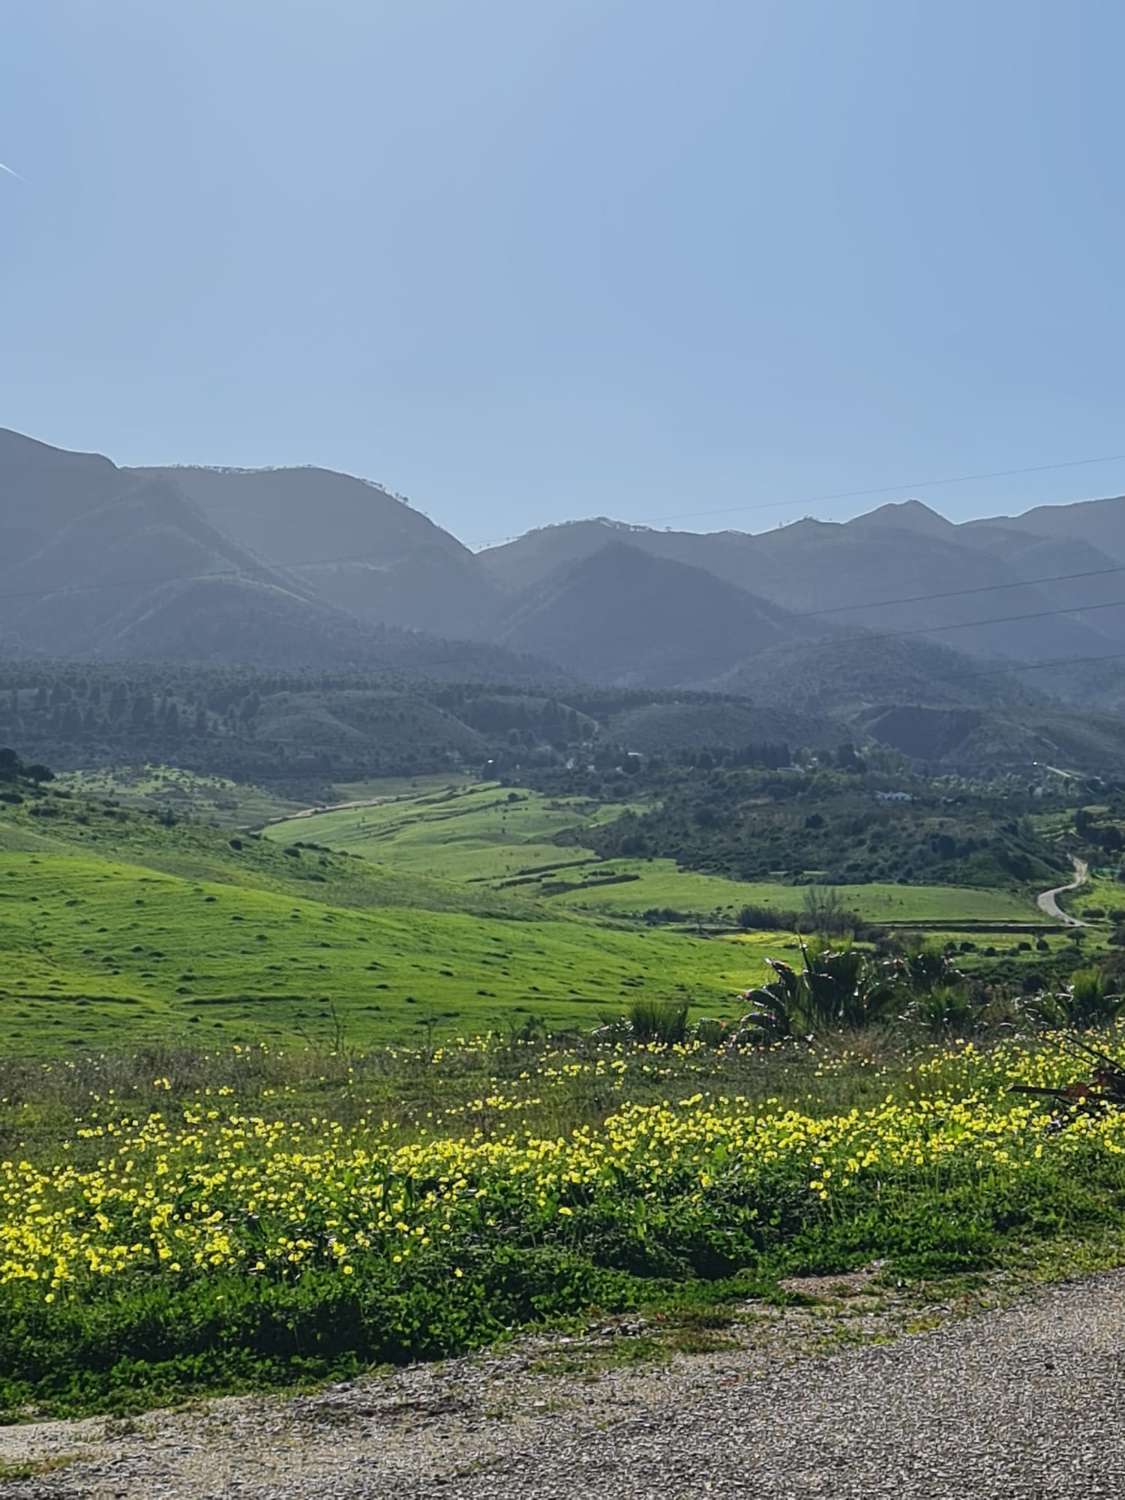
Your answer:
[141,465,504,638]
[605,699,837,753]
[0,430,297,656]
[483,503,1120,665]
[707,633,1039,715]
[861,701,1125,771]
[970,492,1125,562]
[496,541,818,687]
[734,508,1118,663]
[254,688,489,759]
[0,430,556,683]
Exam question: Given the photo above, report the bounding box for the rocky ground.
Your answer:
[2,1267,1122,1498]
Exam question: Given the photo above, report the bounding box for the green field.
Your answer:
[0,784,783,1054]
[264,782,638,884]
[56,767,305,828]
[1061,871,1125,922]
[267,786,1047,927]
[0,771,1059,1056]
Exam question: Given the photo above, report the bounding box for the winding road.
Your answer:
[1036,857,1089,926]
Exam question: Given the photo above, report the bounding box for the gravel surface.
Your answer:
[4,1269,1124,1498]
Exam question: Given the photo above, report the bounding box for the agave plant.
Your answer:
[908,982,983,1036]
[1032,967,1125,1030]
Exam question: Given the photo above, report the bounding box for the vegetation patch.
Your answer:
[1,1029,1124,1417]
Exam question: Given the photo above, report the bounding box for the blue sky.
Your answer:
[2,0,1124,546]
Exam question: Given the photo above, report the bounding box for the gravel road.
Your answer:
[5,1268,1125,1499]
[1037,857,1089,925]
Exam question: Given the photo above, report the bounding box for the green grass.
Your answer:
[0,774,1054,1058]
[266,786,1047,926]
[326,773,475,802]
[2,1028,1125,1417]
[546,862,1045,924]
[263,783,638,884]
[56,767,304,828]
[0,846,780,1055]
[1062,871,1125,921]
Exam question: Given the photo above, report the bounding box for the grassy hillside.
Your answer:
[0,778,780,1055]
[267,782,1048,926]
[264,782,638,883]
[55,767,305,827]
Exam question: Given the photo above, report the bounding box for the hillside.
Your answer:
[0,430,551,683]
[602,699,835,754]
[495,541,817,686]
[705,634,1039,714]
[586,767,1070,890]
[481,507,1123,666]
[0,771,762,1053]
[860,702,1125,771]
[140,464,506,639]
[0,430,296,656]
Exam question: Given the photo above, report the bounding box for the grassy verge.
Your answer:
[1,1028,1123,1419]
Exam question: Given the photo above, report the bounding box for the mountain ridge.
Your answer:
[8,426,1125,709]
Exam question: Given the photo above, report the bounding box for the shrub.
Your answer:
[627,998,689,1045]
[1034,967,1125,1028]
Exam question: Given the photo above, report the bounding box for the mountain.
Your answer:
[0,429,293,657]
[10,423,1125,713]
[0,431,555,683]
[137,464,504,639]
[706,633,1041,715]
[859,702,1125,772]
[481,509,1120,665]
[495,541,819,687]
[970,492,1125,561]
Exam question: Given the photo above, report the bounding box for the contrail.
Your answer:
[0,161,23,181]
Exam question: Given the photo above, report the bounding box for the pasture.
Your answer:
[0,845,780,1055]
[268,785,1048,927]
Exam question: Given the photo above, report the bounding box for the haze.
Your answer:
[4,0,1125,543]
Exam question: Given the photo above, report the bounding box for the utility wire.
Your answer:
[5,536,1125,621]
[467,451,1125,548]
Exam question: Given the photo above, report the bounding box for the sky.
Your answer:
[3,0,1125,548]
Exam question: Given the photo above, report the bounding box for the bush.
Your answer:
[627,998,689,1045]
[1034,967,1125,1028]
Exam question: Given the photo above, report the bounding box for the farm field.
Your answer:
[547,862,1044,924]
[1060,871,1125,922]
[268,784,1049,927]
[264,782,639,884]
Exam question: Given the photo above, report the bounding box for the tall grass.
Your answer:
[626,998,689,1045]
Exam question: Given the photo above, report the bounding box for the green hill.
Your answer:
[0,774,769,1055]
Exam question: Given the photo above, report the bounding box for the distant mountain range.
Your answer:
[8,427,1125,725]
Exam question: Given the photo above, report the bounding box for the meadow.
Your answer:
[0,784,791,1055]
[266,784,1049,927]
[1,765,1120,1420]
[1,1026,1124,1416]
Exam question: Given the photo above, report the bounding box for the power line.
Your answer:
[808,593,1125,648]
[5,526,1125,623]
[467,451,1125,549]
[794,562,1125,619]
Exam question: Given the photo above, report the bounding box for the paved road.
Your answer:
[10,1271,1125,1499]
[1037,857,1089,925]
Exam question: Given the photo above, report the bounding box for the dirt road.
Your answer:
[1037,857,1089,925]
[8,1268,1125,1499]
